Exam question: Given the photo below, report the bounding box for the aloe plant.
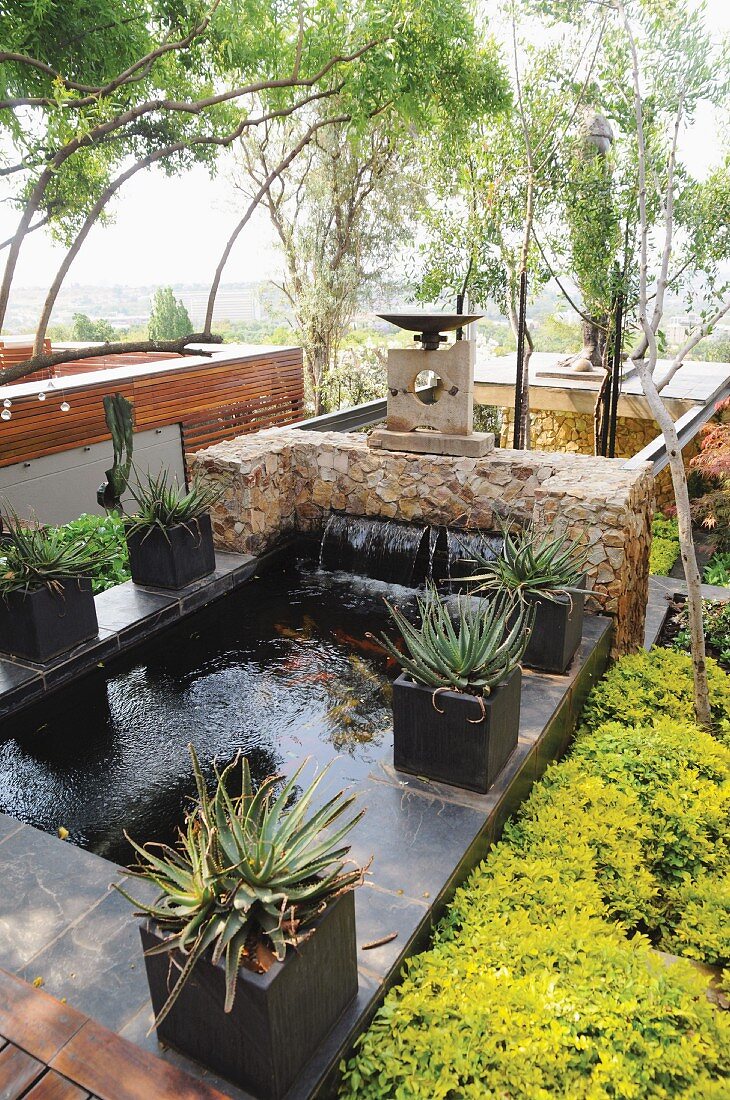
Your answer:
[375,583,533,695]
[0,507,115,597]
[116,747,364,1025]
[98,393,135,513]
[124,468,222,535]
[461,521,588,603]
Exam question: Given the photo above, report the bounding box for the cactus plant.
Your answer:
[375,583,533,695]
[116,746,364,1026]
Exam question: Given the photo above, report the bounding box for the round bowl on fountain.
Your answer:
[377,312,483,334]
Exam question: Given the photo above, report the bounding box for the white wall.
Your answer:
[0,424,185,524]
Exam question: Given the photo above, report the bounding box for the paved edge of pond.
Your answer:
[644,574,730,650]
[0,550,257,726]
[0,613,612,1100]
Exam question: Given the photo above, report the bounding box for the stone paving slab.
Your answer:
[0,614,612,1100]
[0,552,256,726]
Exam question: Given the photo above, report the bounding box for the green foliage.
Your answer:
[54,514,129,593]
[671,599,730,675]
[0,509,115,596]
[148,287,193,342]
[704,552,730,587]
[71,313,116,342]
[376,584,532,695]
[125,469,222,533]
[579,646,730,737]
[117,748,363,1025]
[101,393,135,511]
[460,521,587,602]
[649,512,680,575]
[343,649,730,1096]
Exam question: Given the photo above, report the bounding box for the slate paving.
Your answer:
[0,614,612,1100]
[0,552,256,725]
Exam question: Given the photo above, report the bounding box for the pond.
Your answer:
[0,547,421,864]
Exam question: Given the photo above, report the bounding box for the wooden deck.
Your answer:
[0,969,228,1100]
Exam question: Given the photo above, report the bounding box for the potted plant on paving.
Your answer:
[124,469,222,589]
[0,509,110,661]
[375,585,533,793]
[117,747,364,1100]
[461,522,588,674]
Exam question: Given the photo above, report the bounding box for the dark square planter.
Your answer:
[140,889,358,1100]
[125,512,215,590]
[522,576,586,674]
[392,666,521,793]
[0,578,98,663]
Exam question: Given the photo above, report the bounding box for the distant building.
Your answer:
[667,313,702,345]
[179,288,261,328]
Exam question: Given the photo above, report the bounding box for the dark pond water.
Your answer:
[0,549,422,865]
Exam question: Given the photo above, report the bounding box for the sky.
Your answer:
[1,0,729,293]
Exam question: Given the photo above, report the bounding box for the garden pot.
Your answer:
[125,512,215,589]
[521,575,586,674]
[140,889,358,1100]
[392,666,521,793]
[0,577,98,662]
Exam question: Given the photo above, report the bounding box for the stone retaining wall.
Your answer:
[499,407,695,510]
[190,428,655,656]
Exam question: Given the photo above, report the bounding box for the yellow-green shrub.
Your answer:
[650,513,680,575]
[579,647,730,737]
[343,913,730,1099]
[343,652,730,1097]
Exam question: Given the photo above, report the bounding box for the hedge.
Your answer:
[649,513,680,576]
[342,650,730,1097]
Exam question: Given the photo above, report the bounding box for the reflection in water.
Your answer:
[0,552,416,864]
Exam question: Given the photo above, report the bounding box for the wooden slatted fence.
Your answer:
[0,347,304,468]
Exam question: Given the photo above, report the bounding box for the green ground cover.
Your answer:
[53,513,129,592]
[649,513,681,576]
[342,649,730,1098]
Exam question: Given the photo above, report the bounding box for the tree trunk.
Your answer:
[559,316,606,372]
[635,358,711,727]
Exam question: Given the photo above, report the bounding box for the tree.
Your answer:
[148,287,193,341]
[3,0,475,385]
[614,0,730,728]
[231,7,509,414]
[236,115,416,413]
[71,313,116,342]
[416,13,608,446]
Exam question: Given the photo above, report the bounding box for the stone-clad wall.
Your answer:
[499,407,695,510]
[189,428,655,656]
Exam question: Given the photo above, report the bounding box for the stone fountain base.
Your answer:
[368,427,494,458]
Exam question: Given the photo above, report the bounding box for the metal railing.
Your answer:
[292,386,436,433]
[623,381,730,475]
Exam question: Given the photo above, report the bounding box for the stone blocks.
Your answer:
[189,428,655,657]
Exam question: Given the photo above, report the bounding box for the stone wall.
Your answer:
[190,428,655,656]
[499,407,696,510]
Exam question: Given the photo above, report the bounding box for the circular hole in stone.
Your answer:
[414,370,442,403]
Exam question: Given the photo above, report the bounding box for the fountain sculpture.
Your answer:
[369,312,494,458]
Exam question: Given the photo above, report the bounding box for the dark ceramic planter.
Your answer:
[392,667,521,793]
[0,578,98,663]
[140,889,358,1100]
[522,576,586,674]
[125,512,215,590]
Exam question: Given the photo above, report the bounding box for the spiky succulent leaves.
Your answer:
[463,521,588,602]
[0,505,116,596]
[115,748,364,1025]
[124,468,223,536]
[377,584,534,696]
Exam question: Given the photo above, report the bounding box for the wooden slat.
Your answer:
[0,1043,45,1097]
[0,348,304,466]
[24,1070,90,1100]
[51,1020,228,1100]
[0,972,86,1064]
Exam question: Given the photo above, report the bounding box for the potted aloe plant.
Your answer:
[462,522,588,674]
[124,469,222,589]
[0,509,110,661]
[117,747,364,1100]
[375,585,532,793]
